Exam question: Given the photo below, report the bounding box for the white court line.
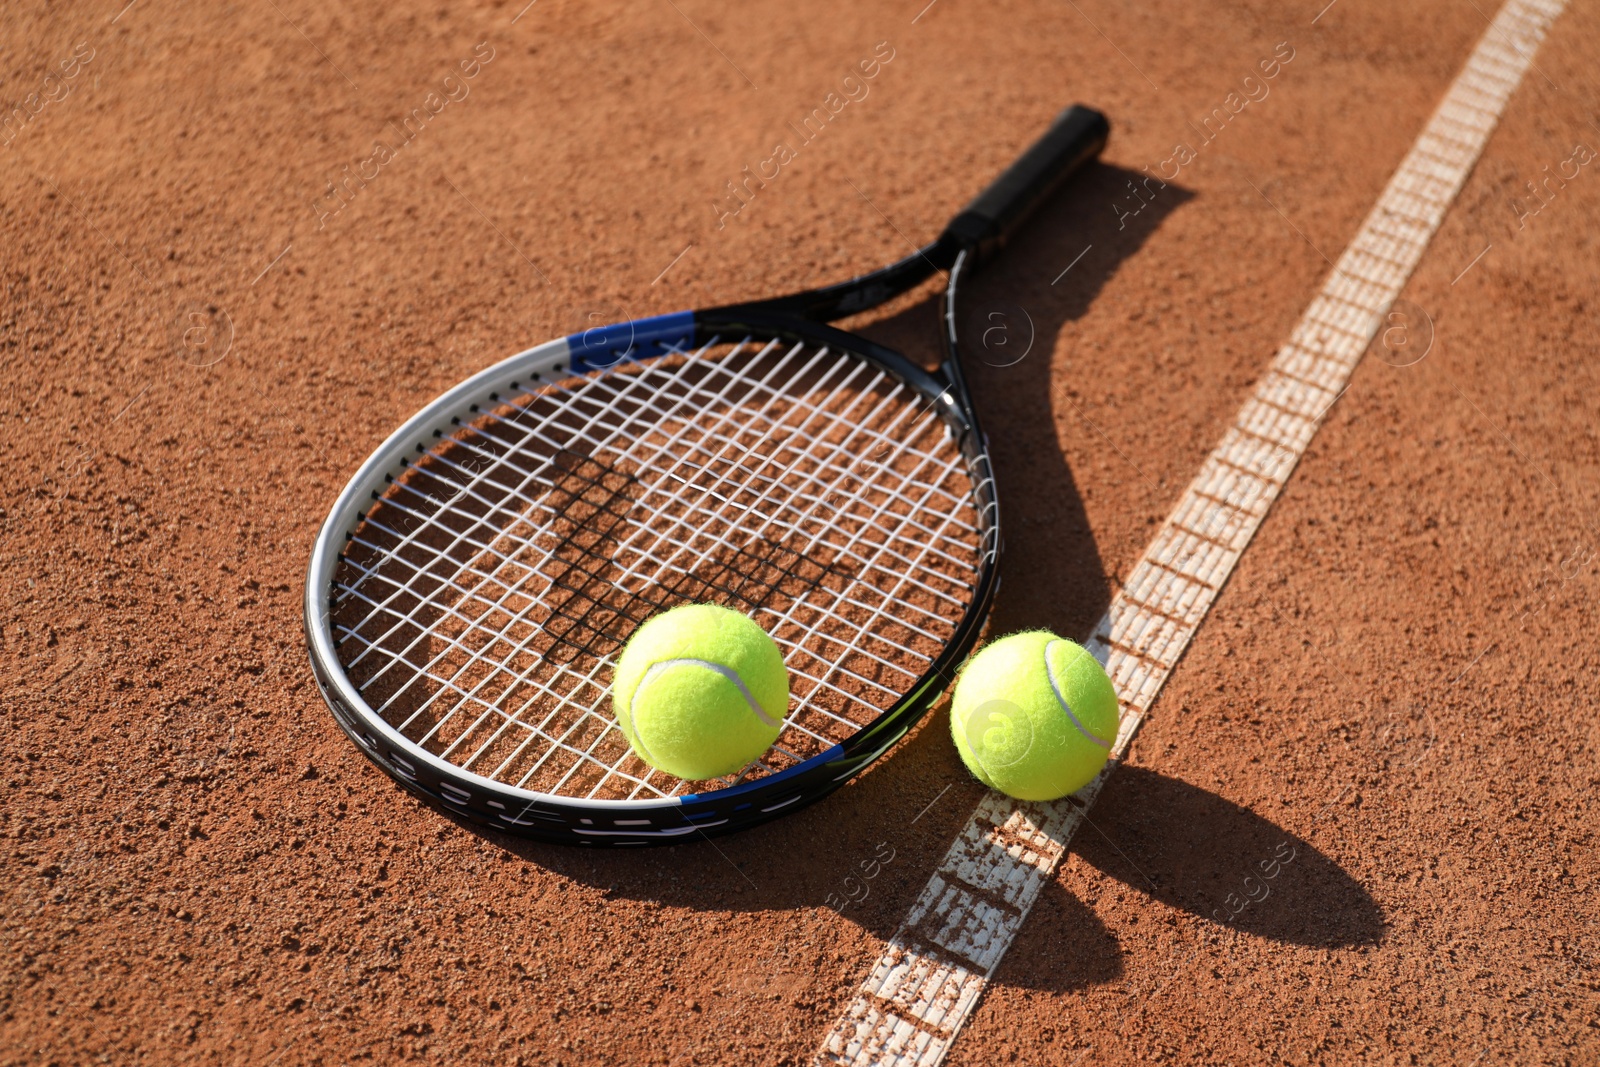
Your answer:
[813,1,1567,1063]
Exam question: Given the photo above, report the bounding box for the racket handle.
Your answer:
[941,105,1109,267]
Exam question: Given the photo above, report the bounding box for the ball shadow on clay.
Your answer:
[1070,765,1385,948]
[984,877,1125,992]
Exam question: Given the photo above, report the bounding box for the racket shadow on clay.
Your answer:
[860,163,1196,642]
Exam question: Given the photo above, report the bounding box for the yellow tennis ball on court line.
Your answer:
[612,603,789,781]
[950,631,1119,801]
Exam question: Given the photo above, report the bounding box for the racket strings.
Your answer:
[340,355,960,796]
[346,453,965,799]
[331,333,990,800]
[341,341,973,661]
[345,391,966,793]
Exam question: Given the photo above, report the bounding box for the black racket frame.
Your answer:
[305,106,1108,845]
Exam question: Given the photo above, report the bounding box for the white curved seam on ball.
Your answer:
[1043,641,1112,749]
[632,658,781,729]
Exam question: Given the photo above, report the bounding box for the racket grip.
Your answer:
[940,105,1109,267]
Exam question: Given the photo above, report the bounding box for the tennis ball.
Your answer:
[612,603,789,781]
[950,631,1119,801]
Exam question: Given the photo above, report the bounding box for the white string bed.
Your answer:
[331,335,989,801]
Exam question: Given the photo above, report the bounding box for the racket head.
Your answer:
[304,312,1000,845]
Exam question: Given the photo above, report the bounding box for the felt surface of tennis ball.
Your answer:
[612,604,789,781]
[950,631,1119,801]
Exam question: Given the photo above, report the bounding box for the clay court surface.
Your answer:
[4,0,1599,1063]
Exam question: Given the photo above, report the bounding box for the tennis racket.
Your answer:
[305,104,1110,845]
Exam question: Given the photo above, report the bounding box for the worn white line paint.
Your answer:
[814,2,1566,1062]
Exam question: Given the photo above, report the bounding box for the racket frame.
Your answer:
[304,105,1108,844]
[306,313,999,843]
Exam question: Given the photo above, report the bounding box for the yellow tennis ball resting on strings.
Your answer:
[611,603,789,781]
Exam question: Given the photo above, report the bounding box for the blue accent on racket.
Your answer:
[566,310,696,371]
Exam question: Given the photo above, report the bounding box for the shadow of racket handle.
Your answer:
[941,105,1109,268]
